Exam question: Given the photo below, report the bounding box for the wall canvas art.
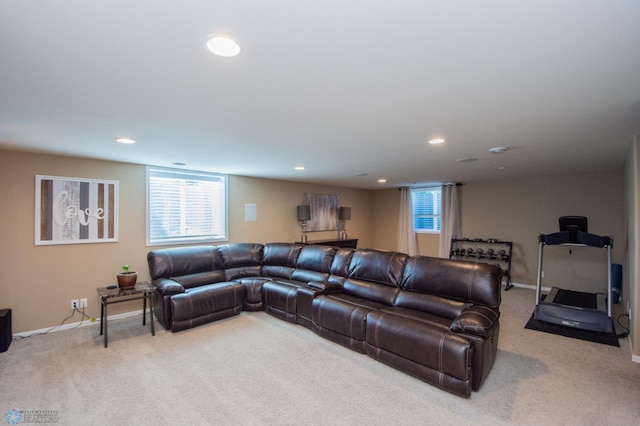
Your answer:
[35,175,118,245]
[304,193,338,232]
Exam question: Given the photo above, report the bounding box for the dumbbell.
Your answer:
[476,248,484,257]
[487,248,495,257]
[466,248,474,256]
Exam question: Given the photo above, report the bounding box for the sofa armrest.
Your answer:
[450,306,499,337]
[307,281,342,292]
[153,278,186,296]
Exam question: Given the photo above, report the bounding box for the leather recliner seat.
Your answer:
[147,242,501,397]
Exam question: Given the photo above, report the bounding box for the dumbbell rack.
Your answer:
[450,238,514,290]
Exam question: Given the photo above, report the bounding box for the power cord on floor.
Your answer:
[77,307,97,324]
[616,313,629,339]
[12,308,96,340]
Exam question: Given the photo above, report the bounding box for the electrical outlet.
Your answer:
[80,298,88,308]
[71,299,78,310]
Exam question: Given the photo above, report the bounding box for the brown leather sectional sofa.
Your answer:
[147,242,502,397]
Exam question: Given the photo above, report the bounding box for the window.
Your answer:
[412,187,441,232]
[147,166,227,245]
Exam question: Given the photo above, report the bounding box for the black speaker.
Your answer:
[0,309,11,353]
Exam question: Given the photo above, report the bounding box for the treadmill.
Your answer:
[534,216,613,334]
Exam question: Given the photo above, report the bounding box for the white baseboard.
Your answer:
[13,310,143,339]
[509,282,552,292]
[631,336,640,363]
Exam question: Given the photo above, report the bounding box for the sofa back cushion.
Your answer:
[348,249,409,286]
[289,245,337,283]
[400,256,501,308]
[217,243,263,267]
[342,249,409,305]
[218,243,264,280]
[148,245,221,280]
[296,245,337,273]
[328,248,355,285]
[262,243,303,279]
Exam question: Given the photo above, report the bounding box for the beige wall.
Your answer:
[460,172,623,292]
[0,150,374,333]
[228,175,374,246]
[371,189,400,251]
[623,137,639,359]
[370,188,439,256]
[372,172,624,289]
[2,148,637,360]
[371,171,637,360]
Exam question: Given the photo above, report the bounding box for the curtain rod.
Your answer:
[399,182,463,190]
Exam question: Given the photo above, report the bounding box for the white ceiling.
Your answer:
[1,1,639,189]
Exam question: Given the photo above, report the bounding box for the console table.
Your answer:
[97,282,155,348]
[297,238,358,249]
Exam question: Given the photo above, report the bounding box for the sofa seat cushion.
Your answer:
[291,268,329,284]
[378,306,453,330]
[170,281,245,332]
[262,279,307,322]
[312,293,388,347]
[394,290,469,320]
[343,278,400,306]
[365,310,472,384]
[172,270,226,289]
[233,277,271,311]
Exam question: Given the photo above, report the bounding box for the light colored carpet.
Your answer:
[1,287,639,425]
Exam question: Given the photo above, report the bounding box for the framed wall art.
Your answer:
[35,175,118,245]
[303,193,338,232]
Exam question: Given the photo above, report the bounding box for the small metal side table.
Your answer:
[97,282,155,348]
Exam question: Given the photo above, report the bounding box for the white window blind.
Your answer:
[147,167,227,245]
[412,187,441,232]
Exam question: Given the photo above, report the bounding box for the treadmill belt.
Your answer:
[553,289,597,309]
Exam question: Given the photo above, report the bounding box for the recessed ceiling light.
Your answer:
[206,35,240,57]
[172,162,187,166]
[456,157,478,163]
[428,138,446,145]
[489,147,508,154]
[294,166,305,171]
[494,166,507,170]
[378,178,387,183]
[115,137,136,144]
[354,173,369,177]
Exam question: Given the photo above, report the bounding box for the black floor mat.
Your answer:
[524,312,619,347]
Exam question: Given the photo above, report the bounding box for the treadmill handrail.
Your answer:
[538,231,612,248]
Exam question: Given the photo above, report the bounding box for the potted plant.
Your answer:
[117,264,137,289]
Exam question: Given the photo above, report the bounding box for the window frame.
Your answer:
[411,186,442,234]
[146,166,228,246]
